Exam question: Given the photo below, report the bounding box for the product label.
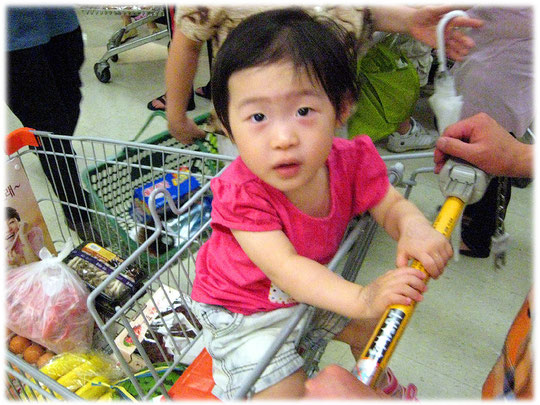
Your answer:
[365,308,406,362]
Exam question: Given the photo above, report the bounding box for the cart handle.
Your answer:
[5,127,40,155]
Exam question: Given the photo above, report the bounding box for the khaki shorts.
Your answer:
[191,301,350,399]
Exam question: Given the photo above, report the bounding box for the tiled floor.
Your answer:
[5,10,534,400]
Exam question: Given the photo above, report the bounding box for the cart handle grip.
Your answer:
[5,127,39,155]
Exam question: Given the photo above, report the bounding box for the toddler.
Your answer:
[190,8,453,400]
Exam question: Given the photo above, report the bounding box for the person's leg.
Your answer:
[333,318,378,360]
[252,369,307,399]
[386,117,437,153]
[121,13,138,42]
[461,176,512,257]
[7,28,92,227]
[195,40,213,99]
[334,319,418,399]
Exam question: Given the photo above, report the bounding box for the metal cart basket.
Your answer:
[79,5,170,83]
[5,120,435,400]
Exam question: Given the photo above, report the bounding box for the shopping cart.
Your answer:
[5,118,436,400]
[79,6,170,83]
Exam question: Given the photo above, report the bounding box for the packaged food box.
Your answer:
[64,242,145,316]
[130,167,200,224]
[114,285,202,371]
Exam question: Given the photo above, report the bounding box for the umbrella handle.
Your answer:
[436,10,469,73]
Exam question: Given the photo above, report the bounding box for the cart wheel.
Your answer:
[111,54,119,63]
[94,63,111,83]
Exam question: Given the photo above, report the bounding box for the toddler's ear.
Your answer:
[336,93,355,127]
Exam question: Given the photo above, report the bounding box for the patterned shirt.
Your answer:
[175,6,374,59]
[482,290,533,399]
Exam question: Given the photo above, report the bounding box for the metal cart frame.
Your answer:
[79,6,170,83]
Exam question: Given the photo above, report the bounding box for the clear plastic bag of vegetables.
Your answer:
[5,241,94,353]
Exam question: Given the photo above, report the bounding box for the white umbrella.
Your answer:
[428,10,469,135]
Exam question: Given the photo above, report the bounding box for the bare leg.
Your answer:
[333,318,378,360]
[396,118,412,135]
[252,369,307,399]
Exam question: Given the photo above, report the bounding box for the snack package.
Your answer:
[130,167,200,223]
[115,286,202,370]
[28,351,124,400]
[64,242,145,316]
[6,243,94,354]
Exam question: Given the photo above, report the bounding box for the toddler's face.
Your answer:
[226,61,342,196]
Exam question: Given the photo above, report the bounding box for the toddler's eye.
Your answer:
[250,113,266,122]
[297,107,311,117]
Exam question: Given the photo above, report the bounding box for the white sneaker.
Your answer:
[386,118,437,153]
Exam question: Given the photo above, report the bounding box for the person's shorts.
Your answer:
[191,301,350,399]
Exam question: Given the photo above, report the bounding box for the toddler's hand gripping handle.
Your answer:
[353,196,465,387]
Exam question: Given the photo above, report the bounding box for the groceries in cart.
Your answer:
[107,363,187,400]
[25,351,124,400]
[130,167,200,224]
[114,285,203,371]
[7,332,55,368]
[64,242,145,316]
[5,244,94,354]
[162,196,213,246]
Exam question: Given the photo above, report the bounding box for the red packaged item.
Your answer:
[167,349,217,400]
[5,243,94,354]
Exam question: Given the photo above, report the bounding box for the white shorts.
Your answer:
[191,301,350,400]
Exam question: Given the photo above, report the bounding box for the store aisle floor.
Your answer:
[5,10,534,400]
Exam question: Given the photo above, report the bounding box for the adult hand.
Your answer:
[409,6,484,61]
[434,113,533,178]
[168,114,206,145]
[305,364,388,399]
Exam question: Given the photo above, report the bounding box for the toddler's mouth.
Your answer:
[273,160,301,178]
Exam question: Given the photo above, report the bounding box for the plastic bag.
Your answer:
[27,351,124,400]
[6,242,95,354]
[347,36,420,141]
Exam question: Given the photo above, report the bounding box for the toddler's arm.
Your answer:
[369,186,453,279]
[232,229,426,320]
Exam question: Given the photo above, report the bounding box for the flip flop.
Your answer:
[195,85,211,100]
[147,95,166,111]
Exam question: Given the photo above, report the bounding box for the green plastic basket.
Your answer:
[80,112,221,274]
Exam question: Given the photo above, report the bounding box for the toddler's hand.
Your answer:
[396,219,453,279]
[358,267,427,319]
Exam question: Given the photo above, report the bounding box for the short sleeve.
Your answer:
[175,7,228,42]
[210,178,283,232]
[349,136,390,214]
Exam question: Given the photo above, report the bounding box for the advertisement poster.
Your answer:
[5,157,56,268]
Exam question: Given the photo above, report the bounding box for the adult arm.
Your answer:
[434,113,534,178]
[165,29,206,143]
[370,5,484,61]
[304,364,389,399]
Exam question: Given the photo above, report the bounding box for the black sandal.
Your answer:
[147,95,166,111]
[195,83,212,100]
[459,243,490,258]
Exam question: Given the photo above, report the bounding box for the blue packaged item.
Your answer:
[163,196,213,246]
[131,168,200,223]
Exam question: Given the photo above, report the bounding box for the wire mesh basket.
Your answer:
[80,113,225,275]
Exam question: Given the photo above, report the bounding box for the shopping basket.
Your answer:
[5,119,436,400]
[79,112,225,275]
[4,116,234,400]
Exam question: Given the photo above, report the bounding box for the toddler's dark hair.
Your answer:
[211,8,359,136]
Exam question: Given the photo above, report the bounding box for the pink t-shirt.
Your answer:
[191,136,389,315]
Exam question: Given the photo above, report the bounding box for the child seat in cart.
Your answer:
[4,116,436,400]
